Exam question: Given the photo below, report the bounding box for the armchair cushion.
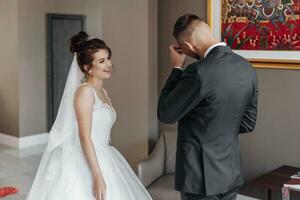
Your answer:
[137,133,165,187]
[147,175,180,200]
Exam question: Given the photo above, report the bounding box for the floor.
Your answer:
[0,144,45,200]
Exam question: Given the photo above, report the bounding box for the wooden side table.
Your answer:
[248,165,300,200]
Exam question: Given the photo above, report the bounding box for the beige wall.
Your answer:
[18,0,103,137]
[239,69,300,199]
[0,0,103,137]
[148,0,158,151]
[102,0,158,166]
[158,0,300,191]
[0,0,19,136]
[240,69,300,179]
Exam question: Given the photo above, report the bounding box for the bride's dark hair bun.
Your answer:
[69,31,89,53]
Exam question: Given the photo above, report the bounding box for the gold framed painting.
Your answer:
[207,0,300,69]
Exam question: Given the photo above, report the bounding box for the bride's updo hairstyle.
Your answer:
[69,31,112,74]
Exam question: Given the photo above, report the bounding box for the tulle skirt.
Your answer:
[26,145,152,200]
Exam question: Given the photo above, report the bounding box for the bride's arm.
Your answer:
[74,86,106,200]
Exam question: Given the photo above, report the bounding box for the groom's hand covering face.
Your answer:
[174,46,184,54]
[169,44,186,68]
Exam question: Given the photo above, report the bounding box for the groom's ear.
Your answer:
[184,41,196,52]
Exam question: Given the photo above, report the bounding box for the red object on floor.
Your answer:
[0,187,18,198]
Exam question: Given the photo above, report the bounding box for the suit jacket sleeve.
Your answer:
[239,71,258,133]
[157,66,202,124]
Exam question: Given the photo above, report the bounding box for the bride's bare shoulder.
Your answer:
[74,85,95,105]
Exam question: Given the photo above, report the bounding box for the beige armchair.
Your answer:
[137,130,259,200]
[137,130,179,200]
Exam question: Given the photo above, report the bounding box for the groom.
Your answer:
[157,14,258,200]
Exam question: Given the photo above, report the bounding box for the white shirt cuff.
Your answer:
[174,66,183,71]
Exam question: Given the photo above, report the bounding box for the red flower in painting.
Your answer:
[270,33,300,50]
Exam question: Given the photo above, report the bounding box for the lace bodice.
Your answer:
[75,83,117,147]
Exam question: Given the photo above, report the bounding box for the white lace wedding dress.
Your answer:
[26,83,152,200]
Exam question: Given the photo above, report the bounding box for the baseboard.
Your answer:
[0,133,19,147]
[0,132,49,148]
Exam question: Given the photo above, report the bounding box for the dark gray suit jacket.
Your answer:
[157,46,258,196]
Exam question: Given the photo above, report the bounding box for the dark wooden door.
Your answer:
[47,14,86,130]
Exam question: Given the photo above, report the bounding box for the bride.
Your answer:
[26,31,152,200]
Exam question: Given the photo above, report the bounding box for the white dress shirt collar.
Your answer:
[204,42,227,58]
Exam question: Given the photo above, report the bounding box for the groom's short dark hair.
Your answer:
[173,14,205,40]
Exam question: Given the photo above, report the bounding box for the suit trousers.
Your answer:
[180,188,238,200]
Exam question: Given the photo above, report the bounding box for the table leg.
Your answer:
[267,189,271,200]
